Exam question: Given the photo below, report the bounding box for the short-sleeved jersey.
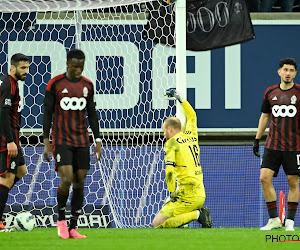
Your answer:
[43,73,96,147]
[164,100,205,198]
[0,74,21,150]
[261,83,300,151]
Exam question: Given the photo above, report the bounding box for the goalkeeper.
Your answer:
[152,88,212,228]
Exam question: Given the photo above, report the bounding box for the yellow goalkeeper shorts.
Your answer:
[159,196,205,218]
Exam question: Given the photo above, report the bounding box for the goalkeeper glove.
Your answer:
[162,192,178,207]
[169,191,178,202]
[164,88,184,103]
[253,139,260,157]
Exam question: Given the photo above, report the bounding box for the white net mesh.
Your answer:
[0,0,155,12]
[2,0,178,228]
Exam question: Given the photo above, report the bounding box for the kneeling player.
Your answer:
[152,88,212,228]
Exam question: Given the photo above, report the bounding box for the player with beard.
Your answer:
[0,53,30,232]
[253,58,299,231]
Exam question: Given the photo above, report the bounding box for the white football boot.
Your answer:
[285,219,295,231]
[260,217,282,230]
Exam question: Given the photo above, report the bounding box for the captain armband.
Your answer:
[165,161,176,167]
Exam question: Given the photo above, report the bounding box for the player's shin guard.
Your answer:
[69,188,84,230]
[0,185,9,221]
[266,201,278,218]
[57,187,69,221]
[159,211,197,228]
[287,202,298,221]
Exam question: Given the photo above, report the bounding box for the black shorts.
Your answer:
[0,147,25,175]
[261,148,300,176]
[53,145,90,171]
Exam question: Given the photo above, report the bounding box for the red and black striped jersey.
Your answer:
[0,74,21,150]
[261,83,300,151]
[43,73,100,147]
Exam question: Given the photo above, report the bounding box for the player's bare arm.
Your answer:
[256,113,270,139]
[87,88,102,163]
[43,138,52,162]
[94,141,102,163]
[253,113,270,157]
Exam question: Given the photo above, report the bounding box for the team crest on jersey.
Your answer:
[291,95,297,104]
[11,161,16,169]
[4,98,11,106]
[56,154,61,163]
[83,87,88,97]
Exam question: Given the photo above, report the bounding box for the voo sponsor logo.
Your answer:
[272,105,297,118]
[60,97,86,111]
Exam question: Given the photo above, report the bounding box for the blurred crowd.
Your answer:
[247,0,300,12]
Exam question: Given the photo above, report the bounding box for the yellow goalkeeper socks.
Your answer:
[159,210,198,228]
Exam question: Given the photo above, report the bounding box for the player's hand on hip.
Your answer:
[253,139,260,157]
[7,142,18,157]
[94,142,102,163]
[43,138,52,162]
[164,88,184,103]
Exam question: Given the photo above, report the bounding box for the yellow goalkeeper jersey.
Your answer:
[164,100,205,198]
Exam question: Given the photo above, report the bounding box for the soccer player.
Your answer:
[0,53,30,232]
[253,58,299,231]
[43,49,102,239]
[152,88,212,228]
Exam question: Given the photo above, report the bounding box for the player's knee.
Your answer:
[152,215,165,228]
[60,176,72,188]
[16,165,27,178]
[0,173,15,189]
[260,174,271,185]
[152,218,159,228]
[287,176,299,189]
[73,179,85,189]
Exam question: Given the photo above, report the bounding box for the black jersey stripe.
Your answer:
[54,103,62,145]
[297,112,300,150]
[264,84,300,151]
[49,74,95,148]
[275,116,282,150]
[81,110,89,147]
[0,135,6,149]
[291,115,296,151]
[67,109,74,146]
[74,109,81,147]
[268,118,276,149]
[284,116,289,151]
[0,75,21,149]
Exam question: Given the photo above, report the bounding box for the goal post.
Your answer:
[1,0,186,228]
[175,0,187,128]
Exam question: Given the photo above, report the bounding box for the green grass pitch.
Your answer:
[1,228,300,250]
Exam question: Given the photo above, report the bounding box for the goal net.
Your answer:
[1,0,178,228]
